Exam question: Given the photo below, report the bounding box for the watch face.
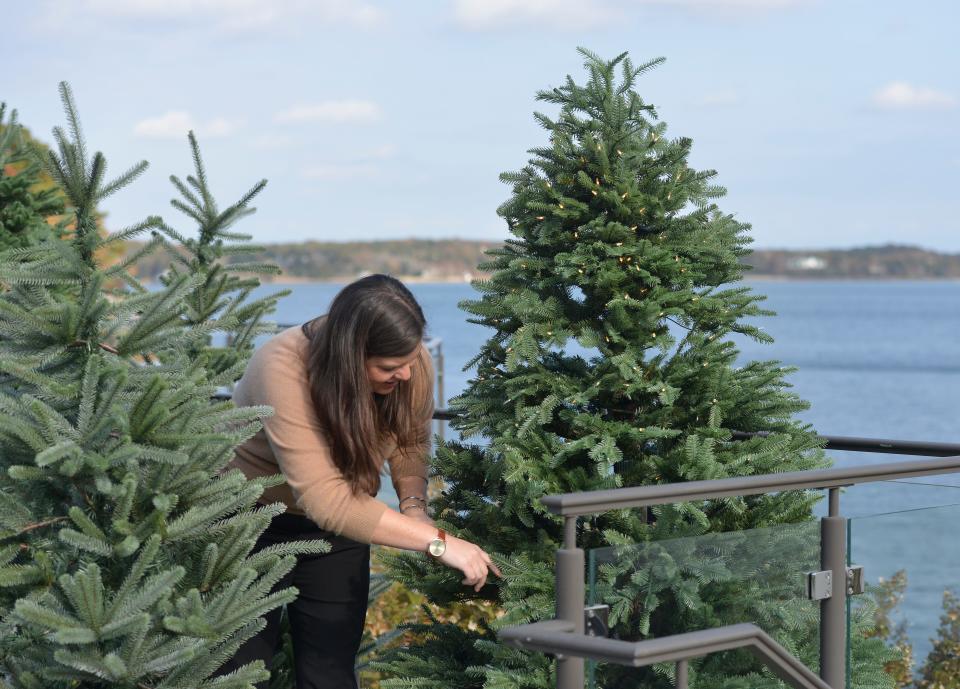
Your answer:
[428,538,446,557]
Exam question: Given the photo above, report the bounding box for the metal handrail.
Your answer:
[434,410,960,457]
[227,397,960,460]
[731,431,960,457]
[542,453,960,516]
[500,622,831,689]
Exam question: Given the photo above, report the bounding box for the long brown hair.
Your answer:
[303,274,430,495]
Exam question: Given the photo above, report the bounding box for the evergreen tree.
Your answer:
[153,131,289,383]
[916,591,960,688]
[866,571,914,688]
[381,50,893,688]
[0,83,322,688]
[0,104,65,252]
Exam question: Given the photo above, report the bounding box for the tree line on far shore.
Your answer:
[114,239,960,283]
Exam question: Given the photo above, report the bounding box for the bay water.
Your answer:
[249,279,960,663]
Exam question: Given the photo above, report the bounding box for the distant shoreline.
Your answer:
[251,274,960,285]
[745,274,960,282]
[124,240,960,283]
[258,274,480,285]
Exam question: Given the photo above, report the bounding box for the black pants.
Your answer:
[217,512,371,689]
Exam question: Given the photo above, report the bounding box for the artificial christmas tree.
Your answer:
[0,83,322,688]
[0,104,65,252]
[380,50,894,688]
[153,131,289,383]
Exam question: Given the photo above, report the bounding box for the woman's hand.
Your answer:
[437,535,502,592]
[370,509,501,591]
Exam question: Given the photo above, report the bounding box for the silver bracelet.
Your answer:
[400,503,427,514]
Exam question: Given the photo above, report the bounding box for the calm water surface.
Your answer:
[249,279,960,661]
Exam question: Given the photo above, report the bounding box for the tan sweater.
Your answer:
[229,324,433,543]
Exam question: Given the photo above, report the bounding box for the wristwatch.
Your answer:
[427,528,447,558]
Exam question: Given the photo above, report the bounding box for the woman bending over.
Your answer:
[219,274,498,688]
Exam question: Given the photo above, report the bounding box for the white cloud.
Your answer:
[301,146,397,181]
[454,0,617,30]
[699,90,740,107]
[362,144,397,159]
[202,117,241,137]
[133,111,194,139]
[872,82,957,110]
[47,0,384,31]
[454,0,808,29]
[133,111,242,139]
[652,0,808,9]
[302,163,380,180]
[251,133,296,151]
[274,101,383,125]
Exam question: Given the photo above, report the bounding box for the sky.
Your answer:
[3,0,958,251]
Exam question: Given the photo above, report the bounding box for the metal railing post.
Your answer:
[435,341,445,443]
[556,516,585,689]
[676,659,689,689]
[819,488,847,689]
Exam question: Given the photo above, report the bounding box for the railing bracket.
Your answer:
[806,570,832,600]
[846,565,865,595]
[585,604,610,637]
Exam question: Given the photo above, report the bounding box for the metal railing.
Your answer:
[498,435,960,689]
[500,621,831,689]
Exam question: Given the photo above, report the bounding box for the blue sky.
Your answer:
[4,0,958,250]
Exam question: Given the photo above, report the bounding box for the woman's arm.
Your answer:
[247,338,389,542]
[370,509,501,592]
[394,475,431,523]
[388,343,434,506]
[388,345,435,521]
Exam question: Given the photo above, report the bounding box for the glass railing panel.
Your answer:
[824,476,960,520]
[848,500,960,689]
[586,519,821,688]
